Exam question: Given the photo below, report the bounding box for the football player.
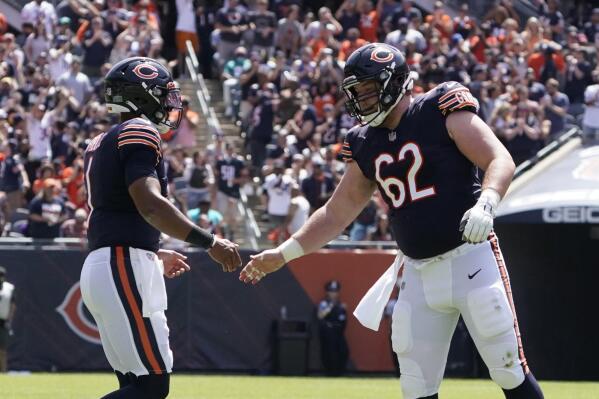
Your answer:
[80,57,241,399]
[241,44,544,399]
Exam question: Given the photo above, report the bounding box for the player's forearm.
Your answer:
[292,201,353,255]
[139,195,202,242]
[481,156,515,198]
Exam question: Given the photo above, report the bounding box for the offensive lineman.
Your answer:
[80,57,241,399]
[241,43,544,399]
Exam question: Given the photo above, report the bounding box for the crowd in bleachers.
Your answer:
[0,0,598,244]
[205,0,599,243]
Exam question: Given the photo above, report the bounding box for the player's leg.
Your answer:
[101,374,170,399]
[392,258,460,399]
[455,237,543,398]
[81,247,172,397]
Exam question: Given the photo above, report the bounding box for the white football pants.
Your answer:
[80,246,173,376]
[392,234,528,399]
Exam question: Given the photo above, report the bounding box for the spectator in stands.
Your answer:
[184,150,213,209]
[222,46,250,118]
[540,78,570,137]
[170,96,198,148]
[301,158,334,212]
[528,42,565,83]
[0,140,30,219]
[214,143,247,240]
[582,69,599,144]
[175,0,200,73]
[564,46,592,116]
[56,56,93,106]
[247,83,275,172]
[215,0,248,68]
[305,7,342,42]
[275,4,303,58]
[60,156,85,209]
[81,17,113,78]
[187,198,224,237]
[283,182,309,237]
[357,0,380,44]
[28,178,66,239]
[23,23,52,64]
[388,0,422,32]
[284,102,317,153]
[101,0,130,40]
[338,28,366,62]
[349,197,378,241]
[385,17,426,53]
[583,8,599,46]
[248,0,277,58]
[31,163,55,196]
[0,265,16,373]
[539,0,565,43]
[21,0,57,36]
[60,207,87,238]
[335,0,360,40]
[262,159,293,244]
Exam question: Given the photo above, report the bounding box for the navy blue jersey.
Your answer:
[84,118,168,252]
[343,82,481,259]
[216,157,245,199]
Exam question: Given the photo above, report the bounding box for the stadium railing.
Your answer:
[513,126,581,179]
[184,40,261,250]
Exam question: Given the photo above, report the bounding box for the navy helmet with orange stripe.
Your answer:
[104,57,183,134]
[342,43,413,127]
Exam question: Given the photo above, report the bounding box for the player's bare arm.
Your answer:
[129,176,242,272]
[446,111,516,243]
[240,161,376,284]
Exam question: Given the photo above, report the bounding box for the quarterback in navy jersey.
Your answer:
[80,57,241,399]
[241,44,544,399]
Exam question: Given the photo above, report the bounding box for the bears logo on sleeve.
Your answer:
[437,84,479,116]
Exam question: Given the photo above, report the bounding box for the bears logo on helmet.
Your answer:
[132,63,160,80]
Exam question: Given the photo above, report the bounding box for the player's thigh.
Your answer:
[148,311,173,372]
[393,261,460,398]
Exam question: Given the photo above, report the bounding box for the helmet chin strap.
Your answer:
[366,75,414,127]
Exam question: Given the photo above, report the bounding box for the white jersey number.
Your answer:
[374,142,436,208]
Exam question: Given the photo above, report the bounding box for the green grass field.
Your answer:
[0,374,597,399]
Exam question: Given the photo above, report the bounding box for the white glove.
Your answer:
[459,188,501,244]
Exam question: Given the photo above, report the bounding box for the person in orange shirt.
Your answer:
[61,158,86,209]
[358,0,380,43]
[338,28,366,61]
[32,164,56,196]
[308,25,339,61]
[425,1,453,40]
[527,42,565,82]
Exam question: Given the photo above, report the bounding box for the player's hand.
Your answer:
[239,249,285,285]
[157,249,190,278]
[208,237,242,272]
[459,189,500,244]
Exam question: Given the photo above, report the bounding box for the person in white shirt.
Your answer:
[582,70,599,144]
[285,183,310,236]
[262,160,294,243]
[175,0,200,72]
[21,0,56,37]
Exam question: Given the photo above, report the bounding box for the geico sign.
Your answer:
[542,207,599,223]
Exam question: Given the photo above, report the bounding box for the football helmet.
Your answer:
[342,43,413,127]
[104,57,183,134]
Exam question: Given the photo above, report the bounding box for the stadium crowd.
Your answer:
[0,0,597,244]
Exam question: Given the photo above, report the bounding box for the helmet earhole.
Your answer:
[155,111,164,119]
[383,95,392,105]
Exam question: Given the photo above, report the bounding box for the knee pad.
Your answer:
[391,301,413,355]
[467,284,513,339]
[398,357,439,399]
[479,341,525,389]
[136,374,170,399]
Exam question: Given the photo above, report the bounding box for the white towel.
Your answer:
[353,252,404,331]
[132,249,168,317]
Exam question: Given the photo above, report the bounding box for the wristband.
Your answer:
[278,238,304,263]
[185,226,215,249]
[478,188,501,215]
